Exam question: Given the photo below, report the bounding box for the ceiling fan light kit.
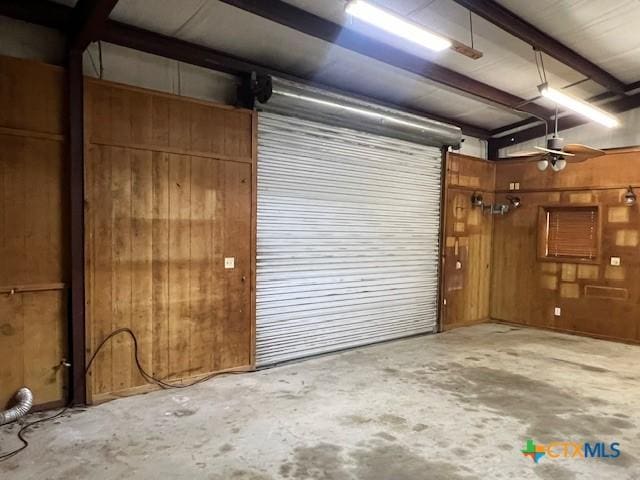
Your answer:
[538,83,619,128]
[537,159,549,171]
[550,158,567,171]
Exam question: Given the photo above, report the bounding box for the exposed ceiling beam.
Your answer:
[217,0,553,120]
[0,0,491,137]
[490,117,541,137]
[69,0,120,52]
[102,21,491,138]
[452,0,627,94]
[0,0,70,30]
[489,89,630,137]
[489,91,640,157]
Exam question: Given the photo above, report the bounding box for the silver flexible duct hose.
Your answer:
[0,388,33,426]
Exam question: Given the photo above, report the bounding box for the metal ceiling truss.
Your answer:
[2,0,639,151]
[0,0,491,138]
[218,0,554,120]
[452,0,627,94]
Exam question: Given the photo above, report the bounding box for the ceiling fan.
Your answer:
[509,135,606,172]
[506,51,610,171]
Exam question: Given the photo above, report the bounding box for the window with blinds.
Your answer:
[543,206,599,260]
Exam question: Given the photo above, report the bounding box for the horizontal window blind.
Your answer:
[546,207,598,259]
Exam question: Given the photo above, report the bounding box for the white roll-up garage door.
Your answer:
[257,112,442,366]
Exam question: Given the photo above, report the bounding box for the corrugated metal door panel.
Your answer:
[257,112,442,366]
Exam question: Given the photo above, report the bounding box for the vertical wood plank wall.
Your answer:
[0,55,69,408]
[84,79,255,402]
[442,153,495,329]
[491,152,640,342]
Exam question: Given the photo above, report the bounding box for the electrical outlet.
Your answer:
[509,182,515,191]
[554,307,561,317]
[610,257,621,266]
[224,257,235,269]
[515,182,520,190]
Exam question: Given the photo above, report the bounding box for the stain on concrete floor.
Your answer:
[279,441,476,480]
[2,323,639,479]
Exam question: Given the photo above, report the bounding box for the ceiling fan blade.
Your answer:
[566,154,594,163]
[564,144,606,157]
[534,146,575,157]
[505,150,542,158]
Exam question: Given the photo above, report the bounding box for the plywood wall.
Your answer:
[84,80,256,402]
[442,153,495,330]
[491,151,640,342]
[0,55,68,408]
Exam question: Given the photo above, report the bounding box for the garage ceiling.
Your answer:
[25,0,640,137]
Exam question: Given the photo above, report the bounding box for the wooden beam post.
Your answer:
[68,50,86,405]
[65,0,120,406]
[69,0,120,51]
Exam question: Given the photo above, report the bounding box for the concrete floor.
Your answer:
[1,323,639,479]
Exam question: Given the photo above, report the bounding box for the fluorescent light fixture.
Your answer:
[345,0,451,52]
[538,83,619,128]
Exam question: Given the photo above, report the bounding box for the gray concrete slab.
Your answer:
[1,323,639,479]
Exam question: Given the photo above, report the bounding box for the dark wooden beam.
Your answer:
[487,139,500,160]
[492,91,640,154]
[490,117,544,137]
[102,21,491,138]
[0,0,490,136]
[490,89,631,138]
[68,51,86,405]
[217,0,553,120]
[102,21,267,76]
[0,0,70,30]
[453,0,627,94]
[68,0,120,52]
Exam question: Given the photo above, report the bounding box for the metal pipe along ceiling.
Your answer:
[257,78,462,148]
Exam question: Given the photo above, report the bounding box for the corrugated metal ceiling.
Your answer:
[51,0,640,132]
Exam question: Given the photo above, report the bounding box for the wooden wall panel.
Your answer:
[447,152,496,192]
[0,55,64,137]
[85,80,255,401]
[491,153,640,343]
[0,55,68,408]
[495,151,640,192]
[442,153,495,329]
[86,79,252,163]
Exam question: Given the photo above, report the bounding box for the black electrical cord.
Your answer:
[0,328,249,462]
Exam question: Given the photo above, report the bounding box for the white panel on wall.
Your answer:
[458,136,488,159]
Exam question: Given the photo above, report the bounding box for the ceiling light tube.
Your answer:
[345,0,451,52]
[538,83,619,128]
[274,89,430,130]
